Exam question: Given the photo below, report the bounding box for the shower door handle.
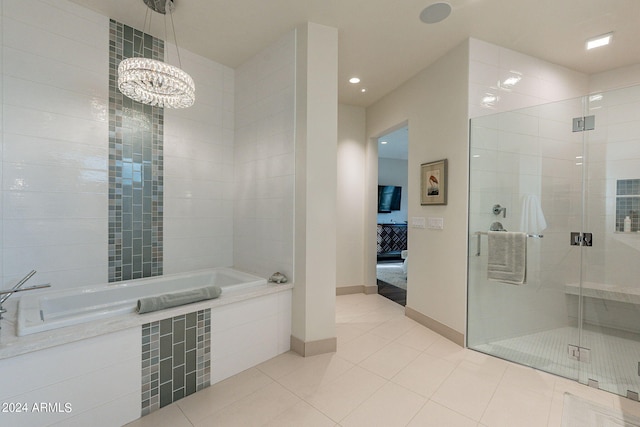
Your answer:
[570,232,593,246]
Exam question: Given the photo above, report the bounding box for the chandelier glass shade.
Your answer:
[118,57,195,108]
[117,0,195,109]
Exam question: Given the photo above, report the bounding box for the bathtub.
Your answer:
[17,268,267,336]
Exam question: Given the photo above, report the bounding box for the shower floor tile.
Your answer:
[473,325,640,397]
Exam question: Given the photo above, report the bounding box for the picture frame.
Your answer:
[421,159,448,205]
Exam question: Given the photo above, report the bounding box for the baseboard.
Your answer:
[364,285,378,295]
[335,285,379,296]
[336,285,364,295]
[405,306,464,347]
[290,335,337,357]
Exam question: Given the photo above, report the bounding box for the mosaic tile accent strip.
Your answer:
[616,179,640,232]
[141,309,211,416]
[108,20,164,282]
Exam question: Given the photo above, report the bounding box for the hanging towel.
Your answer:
[487,231,527,285]
[520,194,547,234]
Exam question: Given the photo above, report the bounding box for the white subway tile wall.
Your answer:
[0,0,235,288]
[2,0,109,288]
[233,31,296,280]
[467,38,591,344]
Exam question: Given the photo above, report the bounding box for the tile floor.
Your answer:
[473,325,640,398]
[125,293,640,427]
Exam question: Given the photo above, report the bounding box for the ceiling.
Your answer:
[69,0,640,107]
[378,126,409,160]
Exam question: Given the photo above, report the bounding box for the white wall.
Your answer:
[292,22,338,346]
[1,0,234,290]
[589,63,640,93]
[469,38,588,118]
[163,47,235,274]
[367,40,471,337]
[377,157,408,224]
[337,104,366,289]
[233,31,295,280]
[2,0,109,288]
[366,37,596,341]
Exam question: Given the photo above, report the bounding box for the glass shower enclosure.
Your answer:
[467,84,640,399]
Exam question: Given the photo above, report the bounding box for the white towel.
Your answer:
[520,194,547,234]
[487,231,527,285]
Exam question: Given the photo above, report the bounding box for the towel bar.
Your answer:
[474,231,543,256]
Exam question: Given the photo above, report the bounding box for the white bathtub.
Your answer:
[17,268,267,336]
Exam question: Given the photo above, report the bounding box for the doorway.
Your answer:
[376,126,408,305]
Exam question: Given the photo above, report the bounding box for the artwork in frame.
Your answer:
[421,159,448,205]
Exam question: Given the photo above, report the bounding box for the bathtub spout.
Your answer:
[0,270,37,304]
[0,270,51,331]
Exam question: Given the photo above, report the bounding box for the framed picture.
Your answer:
[421,159,447,205]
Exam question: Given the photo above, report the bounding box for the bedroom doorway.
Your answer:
[376,125,408,305]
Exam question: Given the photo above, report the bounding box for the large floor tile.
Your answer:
[256,351,309,380]
[336,331,392,364]
[340,382,426,427]
[480,381,553,427]
[499,363,557,397]
[394,324,442,351]
[392,352,457,398]
[359,340,421,379]
[423,336,468,365]
[277,353,354,398]
[193,382,300,427]
[177,367,273,422]
[368,316,419,340]
[262,401,336,427]
[124,404,191,427]
[304,365,386,422]
[336,322,370,346]
[430,360,501,421]
[407,400,477,427]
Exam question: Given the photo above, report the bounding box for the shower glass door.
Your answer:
[468,85,640,398]
[579,85,640,397]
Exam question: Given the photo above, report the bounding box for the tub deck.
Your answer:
[0,268,292,360]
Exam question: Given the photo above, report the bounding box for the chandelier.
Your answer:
[118,0,195,108]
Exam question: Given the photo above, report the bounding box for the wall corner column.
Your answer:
[291,22,338,356]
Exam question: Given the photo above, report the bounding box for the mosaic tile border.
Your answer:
[141,309,211,416]
[108,20,164,282]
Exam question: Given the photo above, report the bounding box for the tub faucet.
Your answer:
[0,270,51,331]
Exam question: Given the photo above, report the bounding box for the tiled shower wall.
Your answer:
[233,31,295,280]
[0,0,233,289]
[467,38,589,343]
[467,40,640,342]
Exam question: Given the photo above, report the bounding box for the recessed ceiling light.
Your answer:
[586,32,613,50]
[419,2,452,24]
[380,140,388,144]
[349,77,361,84]
[361,88,367,93]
